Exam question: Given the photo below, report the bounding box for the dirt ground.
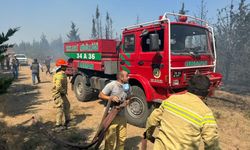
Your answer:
[0,66,250,150]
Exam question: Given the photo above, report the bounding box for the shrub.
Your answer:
[0,77,13,94]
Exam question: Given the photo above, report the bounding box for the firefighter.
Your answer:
[144,74,220,150]
[45,56,51,75]
[98,70,131,150]
[52,58,70,131]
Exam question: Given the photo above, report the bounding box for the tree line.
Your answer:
[13,34,64,61]
[215,0,250,86]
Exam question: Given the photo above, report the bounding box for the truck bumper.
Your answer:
[207,72,223,96]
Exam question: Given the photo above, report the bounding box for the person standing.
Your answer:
[45,56,51,75]
[30,58,41,85]
[12,56,19,79]
[52,58,70,131]
[6,55,10,70]
[98,70,131,150]
[144,74,220,150]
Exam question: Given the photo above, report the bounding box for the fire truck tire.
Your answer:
[125,86,151,127]
[74,75,93,102]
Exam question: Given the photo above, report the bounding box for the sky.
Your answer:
[1,0,248,44]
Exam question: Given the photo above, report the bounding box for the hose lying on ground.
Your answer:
[38,100,126,149]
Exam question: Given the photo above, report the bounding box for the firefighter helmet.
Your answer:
[55,58,67,67]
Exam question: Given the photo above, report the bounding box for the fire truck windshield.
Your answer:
[170,24,209,55]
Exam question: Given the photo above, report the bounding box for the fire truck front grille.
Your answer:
[184,67,211,81]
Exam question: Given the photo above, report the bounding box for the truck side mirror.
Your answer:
[116,41,122,52]
[149,33,160,51]
[140,29,149,37]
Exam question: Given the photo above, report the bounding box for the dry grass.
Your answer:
[214,111,222,119]
[245,110,250,119]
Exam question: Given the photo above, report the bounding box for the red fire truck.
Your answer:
[64,12,222,127]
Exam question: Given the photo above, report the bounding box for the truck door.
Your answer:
[137,29,167,86]
[119,34,138,74]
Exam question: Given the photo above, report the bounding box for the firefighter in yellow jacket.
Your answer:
[52,58,70,131]
[145,75,220,150]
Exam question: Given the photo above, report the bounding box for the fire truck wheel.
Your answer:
[74,75,93,101]
[125,86,151,127]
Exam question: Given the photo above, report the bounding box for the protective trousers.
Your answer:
[104,115,127,150]
[55,95,70,126]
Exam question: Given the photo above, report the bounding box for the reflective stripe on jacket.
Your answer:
[146,92,220,150]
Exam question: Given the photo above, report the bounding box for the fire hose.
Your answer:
[39,100,126,149]
[38,99,155,149]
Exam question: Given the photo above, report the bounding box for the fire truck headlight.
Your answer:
[173,80,180,86]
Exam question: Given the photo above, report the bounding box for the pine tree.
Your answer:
[100,18,103,39]
[92,5,114,39]
[40,33,49,50]
[110,18,113,39]
[179,3,188,15]
[105,12,110,39]
[67,22,80,42]
[105,12,113,39]
[0,27,19,61]
[200,0,208,20]
[194,0,208,25]
[96,5,100,39]
[91,16,97,39]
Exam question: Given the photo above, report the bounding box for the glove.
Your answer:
[109,95,120,103]
[143,132,155,143]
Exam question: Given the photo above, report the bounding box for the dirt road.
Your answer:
[0,66,250,150]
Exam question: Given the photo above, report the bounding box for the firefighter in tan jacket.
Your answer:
[145,75,220,150]
[52,58,70,131]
